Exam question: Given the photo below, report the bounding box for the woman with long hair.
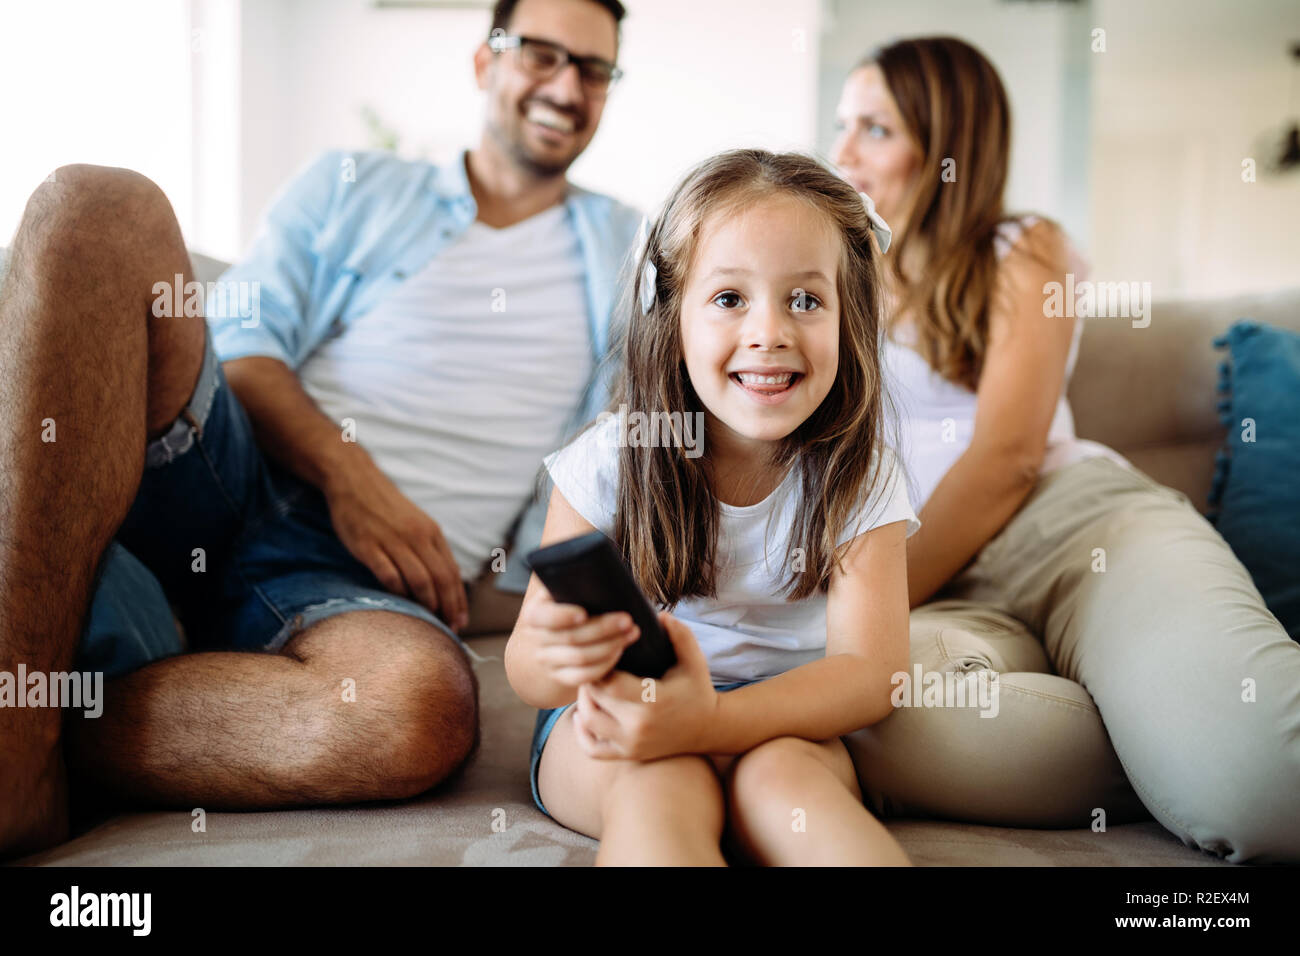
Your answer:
[830,36,1300,863]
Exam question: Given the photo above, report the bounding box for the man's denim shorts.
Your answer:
[77,330,458,679]
[528,679,757,818]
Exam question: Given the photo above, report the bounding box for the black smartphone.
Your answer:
[525,531,678,679]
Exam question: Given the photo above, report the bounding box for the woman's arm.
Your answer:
[702,518,911,753]
[905,221,1078,607]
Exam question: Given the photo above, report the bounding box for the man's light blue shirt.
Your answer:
[208,149,641,592]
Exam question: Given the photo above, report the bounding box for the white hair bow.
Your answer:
[633,215,657,316]
[859,192,892,253]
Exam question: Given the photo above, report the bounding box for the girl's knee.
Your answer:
[727,737,847,806]
[602,754,723,816]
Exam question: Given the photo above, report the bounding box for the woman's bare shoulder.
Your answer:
[985,217,1079,349]
[993,216,1071,300]
[997,215,1068,269]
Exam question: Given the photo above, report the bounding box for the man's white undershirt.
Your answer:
[299,203,591,579]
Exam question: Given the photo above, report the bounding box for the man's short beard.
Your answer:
[512,142,574,179]
[490,120,578,180]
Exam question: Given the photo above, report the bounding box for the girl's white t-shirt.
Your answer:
[543,414,920,684]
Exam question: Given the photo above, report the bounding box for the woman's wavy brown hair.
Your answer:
[598,148,895,606]
[861,36,1032,390]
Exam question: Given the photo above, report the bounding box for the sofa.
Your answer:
[12,244,1299,865]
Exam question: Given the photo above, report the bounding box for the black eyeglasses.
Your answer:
[487,34,623,94]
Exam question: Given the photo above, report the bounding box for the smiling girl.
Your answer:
[504,149,919,866]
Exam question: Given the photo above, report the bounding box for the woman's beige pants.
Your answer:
[844,456,1300,863]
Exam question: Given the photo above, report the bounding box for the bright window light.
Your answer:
[0,0,193,248]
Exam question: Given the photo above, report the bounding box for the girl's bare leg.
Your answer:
[536,707,727,866]
[725,736,911,866]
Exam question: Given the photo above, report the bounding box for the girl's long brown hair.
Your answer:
[863,36,1031,390]
[601,149,895,606]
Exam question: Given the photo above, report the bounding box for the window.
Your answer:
[0,0,195,249]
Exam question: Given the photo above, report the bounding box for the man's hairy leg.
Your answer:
[64,611,479,807]
[0,165,205,857]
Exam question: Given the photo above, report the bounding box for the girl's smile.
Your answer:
[728,366,805,404]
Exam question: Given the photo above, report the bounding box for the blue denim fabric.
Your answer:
[77,332,455,678]
[528,680,757,818]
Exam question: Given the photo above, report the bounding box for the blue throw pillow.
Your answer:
[1209,320,1300,641]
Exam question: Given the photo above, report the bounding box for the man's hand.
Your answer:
[323,448,469,631]
[222,355,470,631]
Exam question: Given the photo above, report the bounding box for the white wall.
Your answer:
[232,0,485,251]
[0,0,194,246]
[1089,0,1300,297]
[229,0,822,256]
[191,0,242,258]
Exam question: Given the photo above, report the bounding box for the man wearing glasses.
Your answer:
[0,0,635,856]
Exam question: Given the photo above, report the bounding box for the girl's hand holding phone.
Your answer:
[573,612,719,762]
[517,588,641,689]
